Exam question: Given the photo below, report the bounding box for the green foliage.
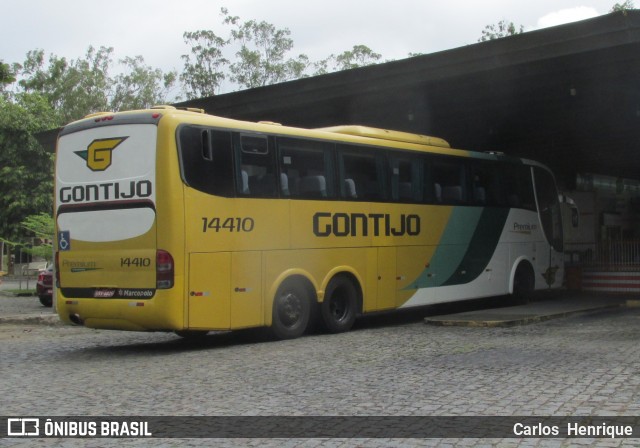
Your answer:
[0,93,57,242]
[13,46,178,123]
[19,212,54,240]
[0,60,16,93]
[0,213,54,262]
[19,213,54,261]
[181,30,229,99]
[611,0,635,12]
[112,56,178,110]
[0,213,55,261]
[16,47,111,124]
[0,7,385,245]
[223,8,310,88]
[478,19,524,42]
[181,7,313,92]
[333,45,382,71]
[181,8,382,94]
[314,45,382,75]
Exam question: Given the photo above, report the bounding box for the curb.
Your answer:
[424,302,625,327]
[6,292,36,297]
[0,314,62,326]
[0,290,37,297]
[0,311,64,325]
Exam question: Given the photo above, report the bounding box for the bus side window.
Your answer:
[534,167,563,252]
[422,157,434,203]
[390,155,422,203]
[277,137,335,199]
[432,159,466,204]
[469,162,500,206]
[518,166,536,210]
[178,126,234,197]
[500,164,536,210]
[237,134,278,197]
[501,167,521,208]
[338,145,387,201]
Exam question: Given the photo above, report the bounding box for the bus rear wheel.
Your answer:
[271,281,311,340]
[321,275,358,333]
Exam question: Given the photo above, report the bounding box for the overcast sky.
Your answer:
[1,0,625,88]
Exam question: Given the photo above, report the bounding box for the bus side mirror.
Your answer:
[559,194,579,228]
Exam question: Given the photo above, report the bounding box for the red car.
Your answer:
[36,265,54,307]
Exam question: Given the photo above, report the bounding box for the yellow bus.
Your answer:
[54,106,564,339]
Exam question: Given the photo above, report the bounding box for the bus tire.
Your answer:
[512,263,534,305]
[175,330,209,339]
[321,275,358,333]
[271,280,311,340]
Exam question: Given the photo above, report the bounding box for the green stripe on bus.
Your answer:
[405,207,509,289]
[406,207,482,289]
[441,207,510,286]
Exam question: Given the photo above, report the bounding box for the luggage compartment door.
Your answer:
[188,252,231,329]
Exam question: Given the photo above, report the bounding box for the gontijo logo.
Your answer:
[74,137,128,171]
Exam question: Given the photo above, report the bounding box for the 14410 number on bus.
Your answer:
[202,217,255,233]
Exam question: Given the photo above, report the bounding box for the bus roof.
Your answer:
[62,106,550,171]
[316,125,450,149]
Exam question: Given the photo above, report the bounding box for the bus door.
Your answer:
[533,167,564,288]
[377,247,396,310]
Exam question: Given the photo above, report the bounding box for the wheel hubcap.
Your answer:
[330,293,347,321]
[279,292,301,327]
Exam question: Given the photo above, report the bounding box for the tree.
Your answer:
[0,60,15,94]
[333,45,382,71]
[14,46,177,123]
[0,92,57,246]
[223,8,310,89]
[478,19,524,42]
[0,213,55,263]
[181,9,384,93]
[15,47,112,123]
[181,30,229,99]
[18,212,54,241]
[314,45,382,75]
[611,0,635,12]
[1,47,176,268]
[112,56,178,110]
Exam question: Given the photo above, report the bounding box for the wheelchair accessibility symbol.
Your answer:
[58,231,71,251]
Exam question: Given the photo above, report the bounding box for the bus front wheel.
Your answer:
[321,275,358,333]
[271,281,311,340]
[512,263,534,305]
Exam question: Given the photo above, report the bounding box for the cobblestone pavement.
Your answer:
[0,295,639,447]
[0,293,48,316]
